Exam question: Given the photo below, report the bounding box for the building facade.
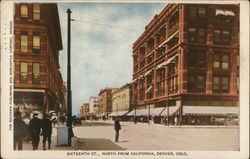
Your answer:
[14,3,64,116]
[110,84,132,118]
[131,4,239,125]
[80,103,89,118]
[98,88,117,118]
[89,96,99,119]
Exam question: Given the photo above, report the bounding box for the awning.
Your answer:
[138,74,144,79]
[158,30,179,48]
[132,78,137,82]
[156,54,178,69]
[146,50,154,57]
[144,69,153,77]
[182,106,239,116]
[216,9,235,16]
[127,109,153,116]
[160,106,180,116]
[145,86,152,93]
[109,111,129,117]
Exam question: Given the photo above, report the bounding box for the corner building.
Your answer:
[14,4,64,115]
[131,4,239,125]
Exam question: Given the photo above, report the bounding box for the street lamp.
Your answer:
[66,8,73,146]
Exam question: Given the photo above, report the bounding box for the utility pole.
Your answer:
[66,8,72,146]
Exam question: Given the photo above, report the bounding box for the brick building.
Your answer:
[131,4,239,125]
[14,3,64,116]
[98,88,117,119]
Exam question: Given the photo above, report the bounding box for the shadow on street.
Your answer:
[77,138,126,150]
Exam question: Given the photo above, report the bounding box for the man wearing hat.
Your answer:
[41,113,53,150]
[14,111,27,150]
[29,111,41,150]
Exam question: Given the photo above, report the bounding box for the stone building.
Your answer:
[131,4,239,125]
[89,96,99,119]
[110,83,132,120]
[14,3,64,116]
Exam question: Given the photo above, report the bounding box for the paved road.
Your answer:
[74,120,239,151]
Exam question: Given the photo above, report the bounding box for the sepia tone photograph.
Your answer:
[1,1,249,159]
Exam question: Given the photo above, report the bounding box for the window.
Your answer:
[140,59,145,68]
[20,4,28,18]
[188,27,206,43]
[168,37,178,49]
[156,69,165,97]
[139,79,145,101]
[33,4,40,20]
[188,50,206,67]
[33,33,40,53]
[147,38,154,52]
[213,53,229,69]
[237,77,239,94]
[213,76,229,93]
[32,63,40,84]
[169,11,179,29]
[215,9,234,23]
[213,29,231,45]
[21,33,28,52]
[189,6,206,19]
[20,62,28,83]
[188,75,205,92]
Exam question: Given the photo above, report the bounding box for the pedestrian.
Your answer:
[22,114,31,143]
[41,114,53,150]
[114,118,121,142]
[14,111,27,150]
[29,112,41,150]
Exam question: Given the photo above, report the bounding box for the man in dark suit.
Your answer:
[114,118,121,142]
[41,114,53,150]
[29,112,41,150]
[14,111,27,150]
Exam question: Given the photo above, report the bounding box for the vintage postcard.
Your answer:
[0,0,249,159]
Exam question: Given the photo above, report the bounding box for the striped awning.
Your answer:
[182,106,239,116]
[109,111,129,117]
[156,54,178,69]
[160,106,180,116]
[127,108,153,116]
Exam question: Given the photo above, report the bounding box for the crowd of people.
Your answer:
[13,110,57,150]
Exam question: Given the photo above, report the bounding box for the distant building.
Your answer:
[131,4,239,125]
[80,103,89,118]
[110,83,132,120]
[89,96,99,119]
[98,88,118,118]
[14,3,64,116]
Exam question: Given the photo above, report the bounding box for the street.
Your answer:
[73,120,239,151]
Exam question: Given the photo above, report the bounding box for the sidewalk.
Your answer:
[22,128,77,151]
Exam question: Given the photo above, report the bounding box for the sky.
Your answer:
[57,3,167,116]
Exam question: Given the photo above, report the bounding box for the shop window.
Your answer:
[20,62,28,83]
[20,33,28,52]
[188,75,205,92]
[189,6,207,19]
[32,63,40,84]
[20,4,28,18]
[188,50,206,67]
[213,53,229,69]
[213,29,231,45]
[213,76,229,93]
[33,4,40,20]
[188,27,206,43]
[33,33,40,53]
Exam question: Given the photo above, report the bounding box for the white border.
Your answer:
[0,0,249,159]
